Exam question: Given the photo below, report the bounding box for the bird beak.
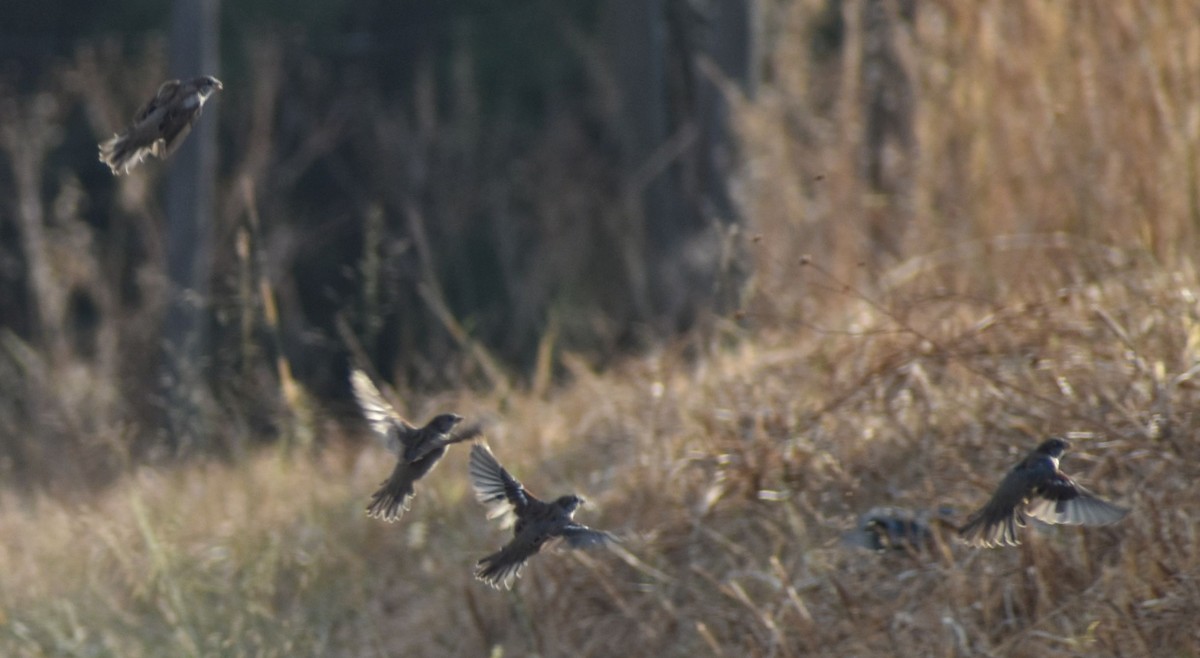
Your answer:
[213,78,224,91]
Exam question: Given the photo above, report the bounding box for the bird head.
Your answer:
[194,76,223,99]
[427,413,464,435]
[1035,437,1070,458]
[553,495,585,515]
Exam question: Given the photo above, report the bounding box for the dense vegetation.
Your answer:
[2,1,1199,655]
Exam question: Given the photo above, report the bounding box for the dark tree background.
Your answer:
[0,0,767,472]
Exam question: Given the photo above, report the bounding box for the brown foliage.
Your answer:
[1,0,1199,655]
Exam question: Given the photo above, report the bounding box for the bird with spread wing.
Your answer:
[350,369,479,522]
[959,437,1128,548]
[468,443,615,589]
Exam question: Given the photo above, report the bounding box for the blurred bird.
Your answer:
[843,506,956,553]
[958,437,1128,548]
[469,443,615,589]
[99,75,223,175]
[350,369,479,522]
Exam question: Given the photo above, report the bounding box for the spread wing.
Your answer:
[558,523,617,549]
[349,369,413,455]
[1026,476,1129,526]
[469,443,530,529]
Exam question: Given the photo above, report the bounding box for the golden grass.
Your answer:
[4,0,1200,655]
[4,253,1200,656]
[4,258,1199,656]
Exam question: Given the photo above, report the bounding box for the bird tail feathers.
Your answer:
[99,132,163,175]
[365,479,414,522]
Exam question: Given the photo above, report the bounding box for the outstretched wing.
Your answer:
[1026,476,1128,526]
[469,443,530,529]
[349,369,412,455]
[558,523,617,549]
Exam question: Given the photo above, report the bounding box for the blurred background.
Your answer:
[2,0,766,481]
[2,1,1200,655]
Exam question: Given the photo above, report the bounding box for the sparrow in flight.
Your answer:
[99,75,223,175]
[468,443,615,589]
[843,506,956,553]
[958,437,1128,548]
[350,369,479,522]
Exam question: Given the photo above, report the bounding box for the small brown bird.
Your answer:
[99,75,223,175]
[959,437,1128,548]
[350,369,478,522]
[469,443,615,589]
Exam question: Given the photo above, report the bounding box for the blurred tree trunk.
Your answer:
[603,0,673,327]
[162,0,220,453]
[604,0,758,335]
[690,0,758,223]
[684,0,758,313]
[859,0,916,258]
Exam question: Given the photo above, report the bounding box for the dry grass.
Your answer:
[4,0,1200,656]
[4,259,1200,656]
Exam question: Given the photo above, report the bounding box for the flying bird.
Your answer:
[99,75,223,175]
[958,437,1128,548]
[843,506,956,553]
[350,369,479,522]
[469,443,615,589]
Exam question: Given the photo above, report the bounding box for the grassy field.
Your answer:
[4,1,1200,656]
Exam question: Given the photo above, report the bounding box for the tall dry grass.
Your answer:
[3,0,1200,656]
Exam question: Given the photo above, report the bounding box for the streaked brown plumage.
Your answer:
[99,75,222,175]
[959,438,1128,548]
[350,369,478,522]
[469,443,615,589]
